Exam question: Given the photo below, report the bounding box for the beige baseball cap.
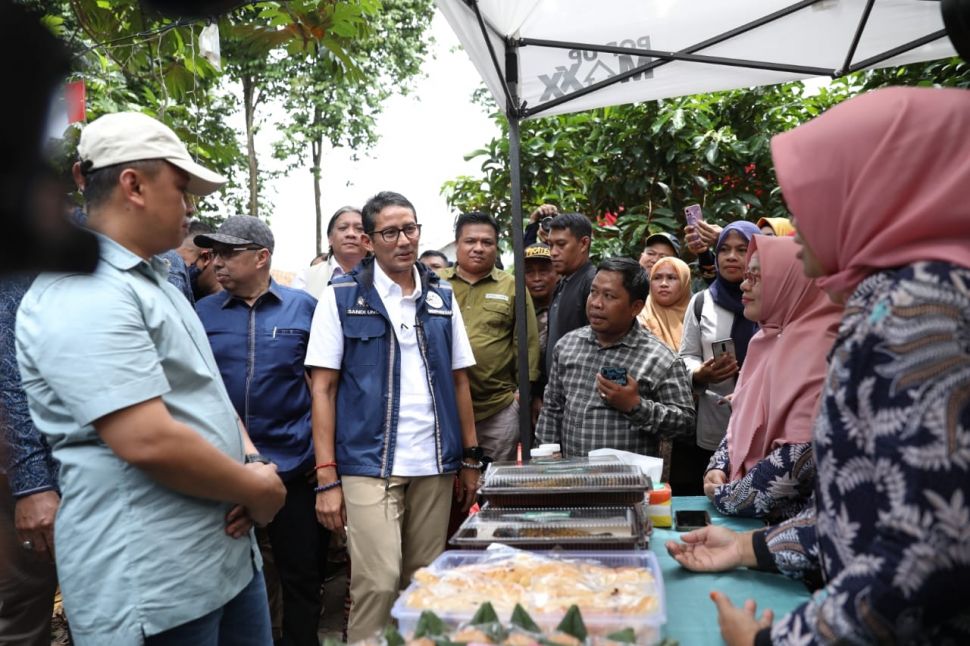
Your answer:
[78,112,227,196]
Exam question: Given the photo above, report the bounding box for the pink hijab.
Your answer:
[771,86,970,297]
[726,236,843,480]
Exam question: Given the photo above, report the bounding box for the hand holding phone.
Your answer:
[684,204,704,227]
[600,366,628,385]
[596,367,639,413]
[711,339,736,360]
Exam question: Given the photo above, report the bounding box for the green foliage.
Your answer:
[443,58,970,262]
[272,0,433,168]
[22,0,431,221]
[270,0,434,252]
[219,0,383,217]
[20,0,244,214]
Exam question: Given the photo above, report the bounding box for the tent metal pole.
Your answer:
[846,29,948,73]
[468,0,517,115]
[838,0,876,75]
[521,40,832,118]
[519,0,826,118]
[508,113,531,462]
[521,37,833,75]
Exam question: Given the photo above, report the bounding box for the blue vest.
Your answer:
[331,258,462,478]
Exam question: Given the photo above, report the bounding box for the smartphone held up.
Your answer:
[711,339,736,360]
[684,204,704,227]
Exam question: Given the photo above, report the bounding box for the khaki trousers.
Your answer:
[475,398,520,463]
[343,474,454,642]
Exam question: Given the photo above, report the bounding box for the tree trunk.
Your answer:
[311,103,324,256]
[242,73,259,217]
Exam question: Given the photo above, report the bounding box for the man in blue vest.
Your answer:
[305,191,480,642]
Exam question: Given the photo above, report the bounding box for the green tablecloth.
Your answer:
[651,496,810,645]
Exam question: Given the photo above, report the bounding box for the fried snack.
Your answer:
[451,627,494,643]
[545,633,583,646]
[503,632,541,646]
[493,527,594,539]
[406,552,658,618]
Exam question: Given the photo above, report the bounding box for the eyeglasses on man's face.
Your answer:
[373,223,422,244]
[211,246,265,260]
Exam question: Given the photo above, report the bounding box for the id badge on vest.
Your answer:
[425,290,452,317]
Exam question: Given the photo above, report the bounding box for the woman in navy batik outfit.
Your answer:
[667,86,970,645]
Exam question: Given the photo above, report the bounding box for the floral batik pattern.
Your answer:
[707,436,815,522]
[758,262,970,645]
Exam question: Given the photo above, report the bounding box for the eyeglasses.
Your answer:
[212,246,265,259]
[373,223,422,243]
[742,269,762,286]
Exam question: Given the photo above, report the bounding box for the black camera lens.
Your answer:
[540,216,554,232]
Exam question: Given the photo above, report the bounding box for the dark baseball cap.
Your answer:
[524,243,552,261]
[195,215,275,253]
[644,232,681,255]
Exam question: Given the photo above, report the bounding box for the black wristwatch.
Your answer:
[462,446,485,462]
[244,453,272,466]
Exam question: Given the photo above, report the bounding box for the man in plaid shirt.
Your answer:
[537,258,695,458]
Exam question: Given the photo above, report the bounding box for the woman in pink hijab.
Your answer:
[702,236,841,522]
[667,87,970,645]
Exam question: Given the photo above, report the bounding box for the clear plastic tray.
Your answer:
[480,459,651,507]
[449,506,647,550]
[392,547,666,644]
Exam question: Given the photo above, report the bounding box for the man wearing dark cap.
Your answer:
[638,232,681,275]
[15,112,285,644]
[524,243,558,365]
[195,215,325,646]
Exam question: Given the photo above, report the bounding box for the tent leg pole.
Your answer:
[509,114,531,463]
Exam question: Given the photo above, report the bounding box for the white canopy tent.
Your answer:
[435,0,956,456]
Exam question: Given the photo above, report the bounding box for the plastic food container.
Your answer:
[449,506,647,550]
[392,547,666,644]
[480,459,651,507]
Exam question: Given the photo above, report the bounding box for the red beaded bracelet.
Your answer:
[314,462,337,471]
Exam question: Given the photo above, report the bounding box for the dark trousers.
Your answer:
[265,477,329,646]
[146,567,271,645]
[0,476,58,646]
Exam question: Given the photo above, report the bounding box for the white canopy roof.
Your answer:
[437,0,955,118]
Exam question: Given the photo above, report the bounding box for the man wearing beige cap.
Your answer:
[15,112,285,645]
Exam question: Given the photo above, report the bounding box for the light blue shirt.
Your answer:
[15,233,259,645]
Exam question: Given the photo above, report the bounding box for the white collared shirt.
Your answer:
[306,263,475,475]
[302,256,348,299]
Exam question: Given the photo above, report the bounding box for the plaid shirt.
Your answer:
[537,324,695,459]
